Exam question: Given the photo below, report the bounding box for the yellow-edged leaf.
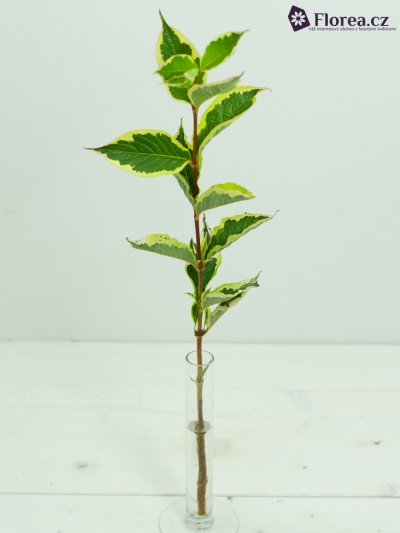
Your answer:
[197,87,265,152]
[91,130,191,177]
[195,182,254,213]
[127,234,196,265]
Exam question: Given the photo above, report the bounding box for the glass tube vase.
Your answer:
[159,351,238,533]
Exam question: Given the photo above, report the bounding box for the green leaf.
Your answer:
[156,11,200,68]
[156,13,205,103]
[201,32,246,71]
[176,151,202,205]
[203,273,260,307]
[167,86,191,104]
[197,71,207,85]
[173,164,195,206]
[190,363,210,383]
[200,213,212,257]
[195,182,254,214]
[166,73,197,89]
[175,119,191,149]
[166,68,207,105]
[185,263,198,292]
[202,214,211,244]
[127,234,196,265]
[189,238,196,256]
[157,55,199,87]
[92,130,191,177]
[172,121,195,205]
[203,252,222,288]
[191,301,199,324]
[197,87,264,152]
[206,213,274,258]
[206,289,251,329]
[185,253,222,292]
[188,73,242,108]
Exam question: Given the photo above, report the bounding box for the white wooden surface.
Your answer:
[0,342,399,532]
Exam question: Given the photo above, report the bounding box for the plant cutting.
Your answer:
[88,12,275,532]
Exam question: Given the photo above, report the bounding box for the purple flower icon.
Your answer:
[291,11,306,26]
[288,5,311,32]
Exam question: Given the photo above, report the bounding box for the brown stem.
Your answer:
[192,104,208,516]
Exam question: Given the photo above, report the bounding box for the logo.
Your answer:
[288,6,396,33]
[288,5,311,32]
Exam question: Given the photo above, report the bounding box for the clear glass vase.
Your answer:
[185,350,214,527]
[159,351,238,533]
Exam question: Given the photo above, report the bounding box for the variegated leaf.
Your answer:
[127,234,196,265]
[201,254,221,288]
[92,130,191,177]
[201,32,246,71]
[167,85,191,104]
[185,263,198,292]
[173,164,195,206]
[203,273,260,307]
[200,214,212,257]
[206,289,250,329]
[202,213,211,241]
[191,301,199,324]
[185,253,222,292]
[172,121,195,205]
[167,70,207,104]
[174,165,194,206]
[175,119,191,149]
[197,87,264,152]
[204,307,211,330]
[156,11,200,68]
[157,55,199,87]
[206,213,274,258]
[195,182,254,214]
[174,152,203,206]
[188,73,242,108]
[189,238,196,257]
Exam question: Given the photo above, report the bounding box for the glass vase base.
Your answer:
[159,498,239,533]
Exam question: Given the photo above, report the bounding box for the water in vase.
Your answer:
[185,420,214,529]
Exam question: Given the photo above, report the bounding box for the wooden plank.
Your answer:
[1,341,400,391]
[0,495,399,533]
[1,389,399,496]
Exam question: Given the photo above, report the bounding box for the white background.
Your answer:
[1,0,399,343]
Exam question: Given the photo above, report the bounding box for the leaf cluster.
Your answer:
[89,12,275,334]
